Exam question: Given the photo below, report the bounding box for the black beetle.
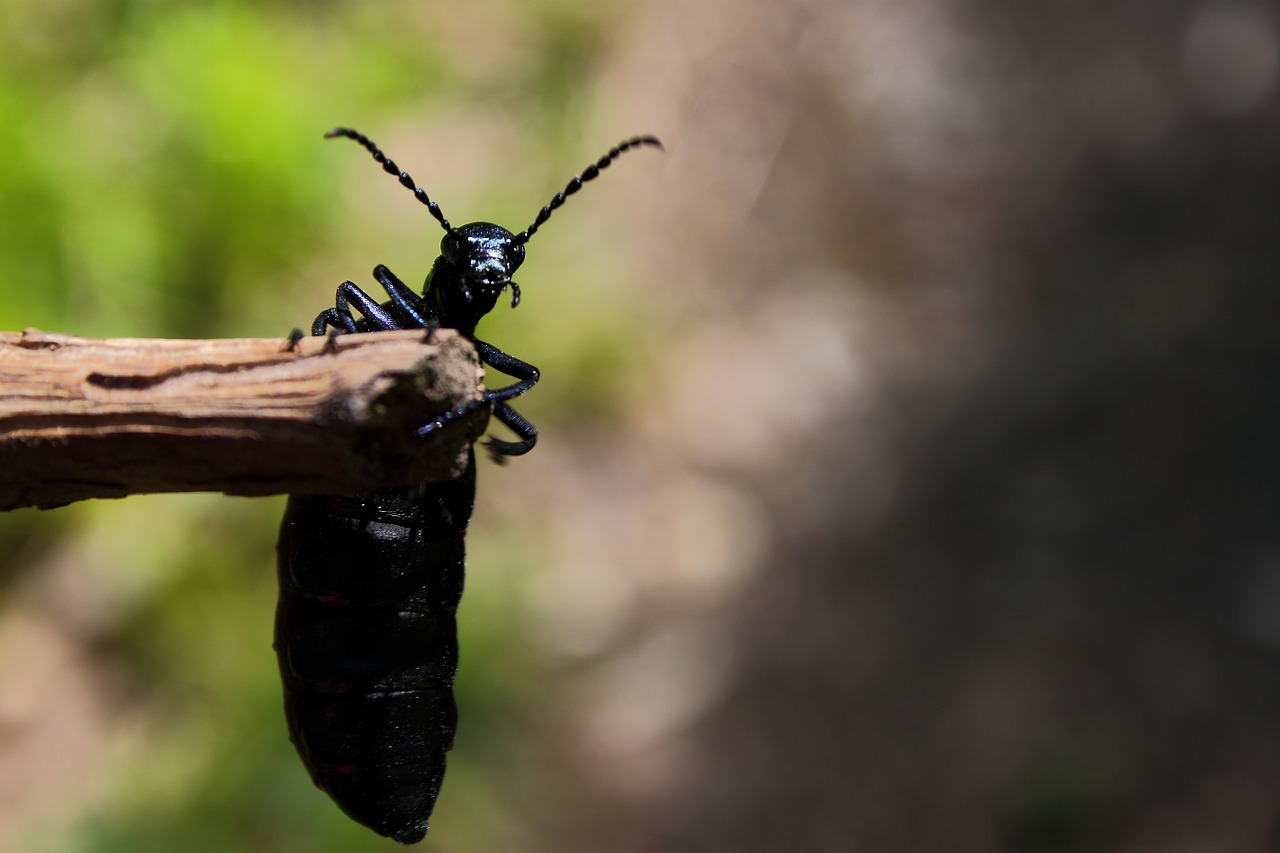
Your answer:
[274,127,661,844]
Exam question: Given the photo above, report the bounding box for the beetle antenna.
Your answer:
[326,127,454,234]
[515,135,663,245]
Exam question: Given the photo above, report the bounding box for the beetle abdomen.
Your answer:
[275,466,474,844]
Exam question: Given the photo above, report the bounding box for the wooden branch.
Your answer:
[0,328,488,510]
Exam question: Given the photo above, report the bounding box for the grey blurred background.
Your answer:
[0,1,1277,851]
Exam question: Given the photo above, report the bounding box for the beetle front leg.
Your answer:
[472,340,539,461]
[415,340,539,450]
[475,340,540,402]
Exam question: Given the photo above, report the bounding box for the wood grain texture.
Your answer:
[0,329,487,510]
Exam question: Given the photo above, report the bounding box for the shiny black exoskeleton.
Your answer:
[275,127,661,844]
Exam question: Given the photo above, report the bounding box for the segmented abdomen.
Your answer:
[275,452,475,845]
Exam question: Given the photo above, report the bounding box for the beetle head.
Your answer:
[441,222,526,313]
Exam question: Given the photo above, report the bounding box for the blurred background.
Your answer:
[1,0,1278,850]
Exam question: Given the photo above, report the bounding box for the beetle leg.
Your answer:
[475,340,540,402]
[321,328,343,354]
[337,281,401,331]
[374,264,436,329]
[470,340,540,461]
[312,280,394,335]
[311,308,347,336]
[417,398,488,437]
[416,340,540,460]
[484,402,538,462]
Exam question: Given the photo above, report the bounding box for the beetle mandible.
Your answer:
[274,127,661,844]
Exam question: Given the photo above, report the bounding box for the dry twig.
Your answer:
[0,328,487,510]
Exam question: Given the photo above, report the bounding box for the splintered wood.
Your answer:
[0,329,487,510]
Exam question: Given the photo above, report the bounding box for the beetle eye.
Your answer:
[441,232,463,259]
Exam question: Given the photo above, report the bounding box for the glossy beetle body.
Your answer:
[276,480,470,844]
[275,128,660,844]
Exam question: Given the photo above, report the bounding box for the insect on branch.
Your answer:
[0,328,488,511]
